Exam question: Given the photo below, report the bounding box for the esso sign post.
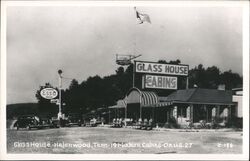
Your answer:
[40,88,58,99]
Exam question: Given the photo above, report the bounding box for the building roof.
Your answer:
[108,99,126,109]
[111,88,234,108]
[232,88,243,96]
[165,88,233,105]
[232,87,243,91]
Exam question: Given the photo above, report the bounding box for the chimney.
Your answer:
[218,84,225,90]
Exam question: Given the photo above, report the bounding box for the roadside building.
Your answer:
[232,88,243,118]
[231,88,243,128]
[158,88,235,127]
[110,87,240,128]
[109,60,242,128]
[108,99,126,120]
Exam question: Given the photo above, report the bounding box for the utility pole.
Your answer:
[115,54,141,127]
[132,63,135,87]
[58,69,63,120]
[186,76,189,89]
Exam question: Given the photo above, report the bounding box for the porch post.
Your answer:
[167,110,169,122]
[139,93,142,119]
[140,105,142,119]
[216,105,220,120]
[228,105,231,122]
[173,106,178,120]
[125,105,127,127]
[180,107,183,123]
[204,105,208,122]
[109,109,111,124]
[186,106,190,120]
[190,104,193,123]
[152,107,155,120]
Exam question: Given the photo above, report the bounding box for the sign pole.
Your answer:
[125,104,127,127]
[58,75,62,127]
[58,70,63,120]
[132,63,135,87]
[139,92,142,119]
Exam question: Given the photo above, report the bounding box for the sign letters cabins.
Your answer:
[110,61,239,128]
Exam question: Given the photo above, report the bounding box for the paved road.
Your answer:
[7,127,242,154]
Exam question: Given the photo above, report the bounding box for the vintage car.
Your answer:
[50,117,60,127]
[14,115,40,130]
[66,114,82,127]
[14,115,56,130]
[84,117,102,127]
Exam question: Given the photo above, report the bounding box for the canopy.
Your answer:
[141,91,158,107]
[126,87,169,108]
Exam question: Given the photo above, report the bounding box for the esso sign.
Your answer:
[40,88,58,99]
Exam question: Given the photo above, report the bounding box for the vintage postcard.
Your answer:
[0,0,249,160]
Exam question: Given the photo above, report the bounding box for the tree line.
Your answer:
[35,59,242,116]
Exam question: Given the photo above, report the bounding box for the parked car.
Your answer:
[50,116,70,127]
[14,115,40,130]
[14,115,56,130]
[50,116,60,128]
[66,113,82,127]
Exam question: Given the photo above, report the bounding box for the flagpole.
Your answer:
[132,62,135,87]
[133,22,136,88]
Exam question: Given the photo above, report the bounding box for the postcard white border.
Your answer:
[1,1,249,160]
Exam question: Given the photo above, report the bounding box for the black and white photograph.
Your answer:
[0,0,249,160]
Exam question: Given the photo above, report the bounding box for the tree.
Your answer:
[220,70,242,89]
[189,64,206,88]
[69,79,79,90]
[116,66,124,75]
[64,79,83,114]
[189,65,242,89]
[158,59,181,65]
[205,66,220,89]
[35,60,242,117]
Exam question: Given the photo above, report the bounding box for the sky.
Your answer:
[6,4,243,104]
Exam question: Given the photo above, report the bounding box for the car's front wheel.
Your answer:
[26,124,31,130]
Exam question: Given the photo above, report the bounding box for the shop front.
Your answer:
[126,87,159,120]
[109,86,236,128]
[123,87,235,127]
[165,88,235,127]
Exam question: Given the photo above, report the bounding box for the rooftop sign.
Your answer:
[135,61,189,76]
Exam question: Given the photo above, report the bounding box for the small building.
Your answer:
[109,99,126,118]
[158,88,235,127]
[110,87,239,127]
[232,88,243,118]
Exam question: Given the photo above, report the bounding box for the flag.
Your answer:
[134,7,151,24]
